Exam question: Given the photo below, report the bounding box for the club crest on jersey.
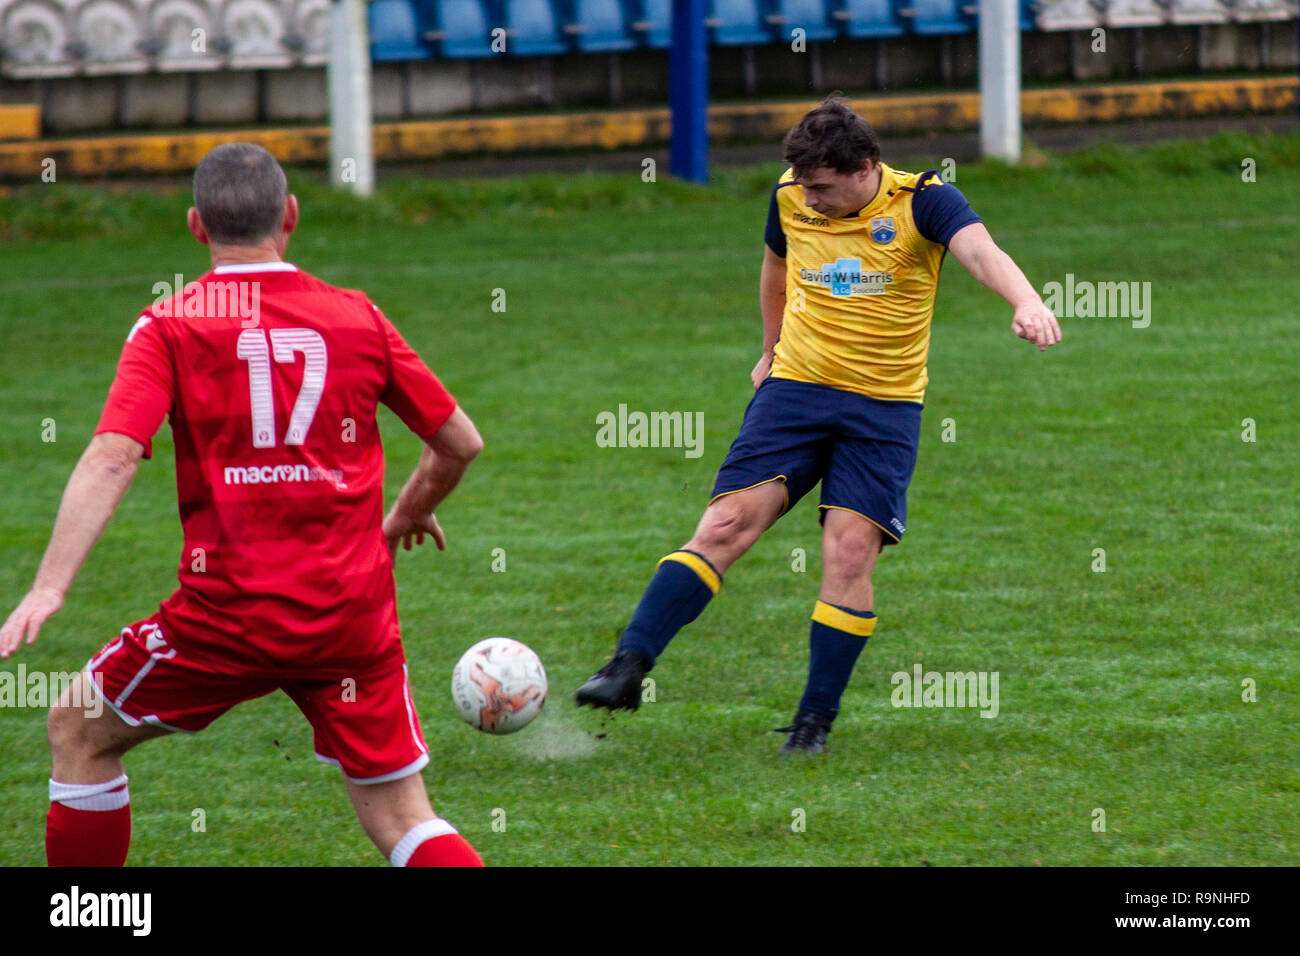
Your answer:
[869,217,897,245]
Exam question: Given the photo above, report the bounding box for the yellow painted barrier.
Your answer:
[0,104,41,142]
[0,76,1294,181]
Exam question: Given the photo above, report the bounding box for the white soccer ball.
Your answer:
[451,638,547,734]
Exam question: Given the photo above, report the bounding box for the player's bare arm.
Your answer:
[383,405,484,559]
[752,244,787,388]
[948,222,1062,352]
[0,432,144,658]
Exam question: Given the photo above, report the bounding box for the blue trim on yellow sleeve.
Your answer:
[765,182,788,257]
[912,170,982,247]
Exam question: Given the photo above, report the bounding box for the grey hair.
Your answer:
[192,143,288,245]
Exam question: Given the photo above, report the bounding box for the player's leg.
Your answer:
[345,774,483,867]
[46,671,169,866]
[777,510,883,754]
[778,393,921,753]
[616,479,787,666]
[573,484,785,712]
[819,508,883,612]
[806,508,883,715]
[289,659,483,866]
[51,614,282,865]
[576,378,830,711]
[681,479,790,573]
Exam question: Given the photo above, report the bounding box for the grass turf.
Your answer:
[0,132,1297,865]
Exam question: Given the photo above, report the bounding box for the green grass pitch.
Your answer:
[1,133,1297,865]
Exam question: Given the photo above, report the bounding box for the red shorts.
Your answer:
[85,613,429,784]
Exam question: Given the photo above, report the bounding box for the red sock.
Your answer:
[407,834,484,867]
[46,776,132,867]
[391,819,484,867]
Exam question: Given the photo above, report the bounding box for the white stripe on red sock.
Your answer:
[49,774,130,811]
[390,818,457,867]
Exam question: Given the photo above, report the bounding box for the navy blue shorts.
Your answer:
[710,377,922,544]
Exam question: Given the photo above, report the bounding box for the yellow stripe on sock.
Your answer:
[658,551,721,596]
[812,600,877,637]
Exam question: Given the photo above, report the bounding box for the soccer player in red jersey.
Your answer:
[0,143,485,867]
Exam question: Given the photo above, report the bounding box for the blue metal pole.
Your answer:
[669,0,709,183]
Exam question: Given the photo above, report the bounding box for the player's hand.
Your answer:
[751,351,774,389]
[0,586,64,659]
[1012,301,1063,352]
[383,511,446,562]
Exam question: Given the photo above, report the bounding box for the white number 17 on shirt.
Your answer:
[236,327,328,449]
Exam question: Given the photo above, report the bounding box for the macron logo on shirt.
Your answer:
[223,463,346,489]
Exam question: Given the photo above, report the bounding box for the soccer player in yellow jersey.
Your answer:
[577,96,1062,752]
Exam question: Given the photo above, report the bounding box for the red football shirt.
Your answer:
[96,262,457,672]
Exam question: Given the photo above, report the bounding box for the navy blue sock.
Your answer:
[618,550,721,667]
[797,601,877,720]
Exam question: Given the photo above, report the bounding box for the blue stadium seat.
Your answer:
[502,0,569,54]
[707,0,773,44]
[625,0,673,46]
[625,0,672,46]
[625,0,672,47]
[831,0,906,36]
[766,0,839,42]
[899,0,974,33]
[423,0,497,58]
[369,0,432,61]
[561,0,638,51]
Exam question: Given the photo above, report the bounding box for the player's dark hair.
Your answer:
[782,94,881,179]
[193,143,288,245]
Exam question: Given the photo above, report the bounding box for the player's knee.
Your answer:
[696,498,753,550]
[824,527,877,582]
[48,701,131,763]
[46,703,91,760]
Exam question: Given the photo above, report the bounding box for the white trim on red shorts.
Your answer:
[402,664,428,756]
[114,649,175,711]
[83,646,187,735]
[90,685,188,734]
[86,635,126,672]
[318,752,430,786]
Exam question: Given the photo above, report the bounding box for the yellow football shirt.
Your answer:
[766,163,981,403]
